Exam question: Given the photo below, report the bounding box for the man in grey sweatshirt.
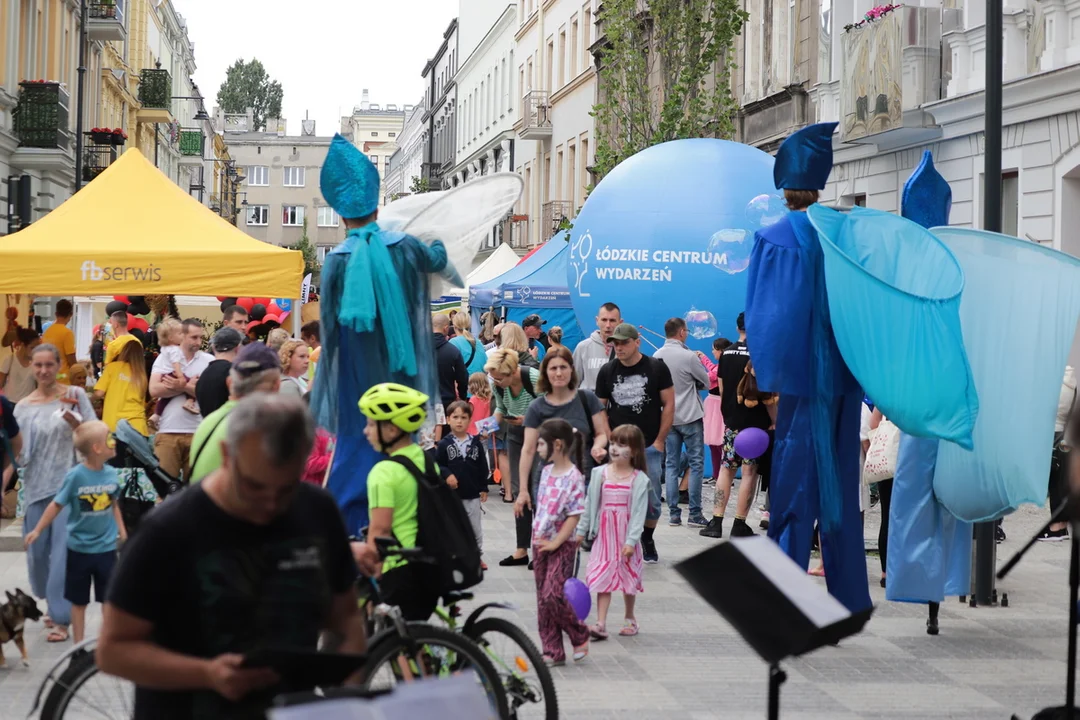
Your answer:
[573,302,621,391]
[653,317,710,527]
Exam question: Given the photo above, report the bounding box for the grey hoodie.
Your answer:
[573,331,614,391]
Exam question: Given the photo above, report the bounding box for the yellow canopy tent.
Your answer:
[0,149,303,298]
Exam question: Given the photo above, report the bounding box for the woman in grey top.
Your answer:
[15,343,95,643]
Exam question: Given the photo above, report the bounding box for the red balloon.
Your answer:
[216,296,229,302]
[254,297,272,307]
[130,317,150,332]
[114,295,129,304]
[236,297,256,311]
[266,302,283,317]
[246,320,261,331]
[278,310,290,324]
[263,314,280,324]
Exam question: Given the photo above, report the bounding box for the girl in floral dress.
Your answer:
[516,418,589,665]
[578,424,650,639]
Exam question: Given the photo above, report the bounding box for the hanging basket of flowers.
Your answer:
[88,127,113,145]
[110,128,128,146]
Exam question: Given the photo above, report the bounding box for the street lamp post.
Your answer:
[974,0,1004,608]
[74,0,88,191]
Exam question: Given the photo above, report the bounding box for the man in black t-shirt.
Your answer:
[97,394,370,720]
[595,323,674,564]
[0,395,21,517]
[700,313,772,540]
[195,327,243,417]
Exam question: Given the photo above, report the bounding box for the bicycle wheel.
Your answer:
[363,622,510,719]
[468,617,558,720]
[39,648,135,720]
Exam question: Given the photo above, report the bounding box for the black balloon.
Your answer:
[220,300,231,313]
[128,299,150,316]
[250,303,267,321]
[105,300,127,316]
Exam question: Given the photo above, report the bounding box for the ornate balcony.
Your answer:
[542,200,573,242]
[87,0,126,42]
[839,6,942,148]
[12,81,71,150]
[83,143,117,183]
[137,67,173,124]
[178,129,204,164]
[520,91,552,140]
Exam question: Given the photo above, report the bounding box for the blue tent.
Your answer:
[470,238,585,352]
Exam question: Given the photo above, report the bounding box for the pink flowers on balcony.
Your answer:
[844,3,902,32]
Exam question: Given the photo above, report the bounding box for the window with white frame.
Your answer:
[370,154,379,165]
[317,206,339,227]
[282,166,306,187]
[371,132,379,136]
[282,205,305,226]
[317,246,331,264]
[246,165,269,186]
[246,205,269,226]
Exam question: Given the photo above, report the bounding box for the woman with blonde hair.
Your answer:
[450,311,488,377]
[267,327,291,353]
[486,348,543,566]
[499,323,539,370]
[278,339,310,398]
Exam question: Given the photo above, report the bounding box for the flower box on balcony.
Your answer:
[13,81,71,150]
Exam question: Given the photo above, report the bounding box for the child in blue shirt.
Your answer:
[26,420,126,643]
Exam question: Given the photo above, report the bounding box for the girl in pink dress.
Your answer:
[697,337,732,479]
[577,424,650,639]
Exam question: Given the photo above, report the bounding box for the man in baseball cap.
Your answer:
[188,342,283,482]
[195,327,245,418]
[522,313,550,359]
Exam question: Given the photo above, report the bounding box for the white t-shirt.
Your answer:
[0,352,37,402]
[151,350,213,434]
[158,344,185,371]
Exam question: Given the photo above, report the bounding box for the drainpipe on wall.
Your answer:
[535,0,546,246]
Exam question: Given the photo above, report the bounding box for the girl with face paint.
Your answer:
[576,424,651,639]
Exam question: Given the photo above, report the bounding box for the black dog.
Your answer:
[0,589,43,667]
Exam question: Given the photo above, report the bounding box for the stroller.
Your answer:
[114,419,186,534]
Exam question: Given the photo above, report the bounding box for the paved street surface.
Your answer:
[0,482,1074,720]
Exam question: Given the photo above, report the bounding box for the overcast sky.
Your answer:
[172,0,457,136]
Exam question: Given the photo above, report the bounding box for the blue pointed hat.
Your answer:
[320,134,381,219]
[773,122,838,191]
[901,150,952,229]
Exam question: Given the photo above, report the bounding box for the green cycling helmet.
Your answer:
[358,382,429,433]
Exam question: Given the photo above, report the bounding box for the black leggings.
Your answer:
[1049,434,1068,513]
[878,478,893,574]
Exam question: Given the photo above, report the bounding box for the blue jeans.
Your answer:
[645,446,664,521]
[23,496,71,626]
[666,420,705,517]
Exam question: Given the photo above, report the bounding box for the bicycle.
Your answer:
[27,639,134,720]
[365,538,557,720]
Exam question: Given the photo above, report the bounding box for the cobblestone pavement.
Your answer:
[0,481,1074,719]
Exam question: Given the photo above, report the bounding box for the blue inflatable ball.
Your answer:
[567,139,783,351]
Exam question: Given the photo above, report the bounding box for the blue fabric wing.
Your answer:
[807,204,978,447]
[886,433,971,602]
[931,228,1080,521]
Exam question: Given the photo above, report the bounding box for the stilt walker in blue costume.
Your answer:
[310,135,522,534]
[744,123,872,614]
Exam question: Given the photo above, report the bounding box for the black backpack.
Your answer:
[498,368,536,405]
[388,453,483,593]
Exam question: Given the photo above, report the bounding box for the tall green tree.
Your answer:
[592,0,749,180]
[215,58,284,131]
[289,218,321,281]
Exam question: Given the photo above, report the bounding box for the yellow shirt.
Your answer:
[94,361,149,435]
[308,346,321,381]
[105,333,140,364]
[41,322,76,375]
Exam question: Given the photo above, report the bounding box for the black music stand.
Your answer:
[676,537,873,720]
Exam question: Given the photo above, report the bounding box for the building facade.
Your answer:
[514,0,597,248]
[452,2,530,256]
[422,19,459,190]
[384,97,427,203]
[340,90,406,204]
[226,119,337,249]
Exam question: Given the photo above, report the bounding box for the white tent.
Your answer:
[452,244,521,300]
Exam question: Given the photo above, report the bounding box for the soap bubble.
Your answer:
[684,306,718,340]
[707,229,751,275]
[745,194,787,229]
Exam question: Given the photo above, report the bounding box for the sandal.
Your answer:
[47,626,69,643]
[572,641,589,662]
[619,619,639,637]
[589,623,608,640]
[43,615,55,629]
[543,655,566,667]
[808,565,826,577]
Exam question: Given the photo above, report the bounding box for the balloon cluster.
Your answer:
[106,295,150,333]
[217,296,289,328]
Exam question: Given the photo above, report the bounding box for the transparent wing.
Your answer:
[398,174,524,297]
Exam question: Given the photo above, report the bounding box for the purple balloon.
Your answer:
[733,427,770,460]
[564,577,591,621]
